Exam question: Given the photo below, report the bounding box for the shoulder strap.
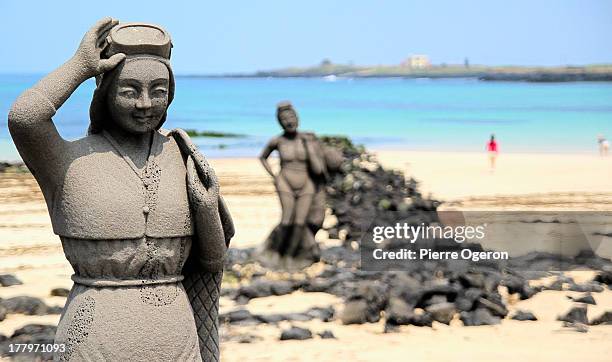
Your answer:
[168,128,235,246]
[167,128,233,361]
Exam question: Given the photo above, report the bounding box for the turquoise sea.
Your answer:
[1,75,611,160]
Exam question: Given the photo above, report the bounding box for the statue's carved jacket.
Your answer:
[45,131,193,239]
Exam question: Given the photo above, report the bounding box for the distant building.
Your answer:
[401,55,431,69]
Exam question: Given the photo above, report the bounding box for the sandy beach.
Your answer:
[375,150,612,210]
[1,150,611,361]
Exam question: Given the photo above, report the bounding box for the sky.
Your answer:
[1,0,611,74]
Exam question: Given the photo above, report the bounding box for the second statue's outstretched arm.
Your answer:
[8,17,125,183]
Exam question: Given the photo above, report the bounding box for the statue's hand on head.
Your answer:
[73,17,126,79]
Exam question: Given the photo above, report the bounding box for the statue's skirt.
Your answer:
[53,236,202,361]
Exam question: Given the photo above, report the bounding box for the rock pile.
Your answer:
[319,136,439,245]
[222,246,612,332]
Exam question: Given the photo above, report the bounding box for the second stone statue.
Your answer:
[259,101,342,269]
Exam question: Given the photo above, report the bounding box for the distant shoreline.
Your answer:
[178,74,612,82]
[7,69,612,83]
[177,63,612,82]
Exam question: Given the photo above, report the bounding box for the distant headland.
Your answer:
[199,57,612,82]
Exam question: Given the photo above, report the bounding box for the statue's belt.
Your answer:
[71,274,184,287]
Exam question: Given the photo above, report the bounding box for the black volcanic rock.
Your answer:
[280,326,312,341]
[318,330,336,339]
[219,309,259,325]
[502,275,537,300]
[476,296,508,318]
[590,311,612,325]
[460,308,501,326]
[1,296,54,315]
[340,300,369,325]
[567,282,604,293]
[50,288,70,297]
[341,281,388,324]
[558,306,589,325]
[0,274,22,287]
[511,310,538,321]
[409,313,434,327]
[302,278,335,293]
[593,269,612,286]
[567,293,596,305]
[305,306,335,322]
[235,279,297,300]
[385,297,414,326]
[426,302,456,325]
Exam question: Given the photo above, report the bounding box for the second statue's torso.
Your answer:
[48,131,193,239]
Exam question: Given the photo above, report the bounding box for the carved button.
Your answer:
[143,205,150,214]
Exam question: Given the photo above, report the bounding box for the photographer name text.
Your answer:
[372,248,509,261]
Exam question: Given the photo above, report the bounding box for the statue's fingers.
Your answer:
[90,17,113,35]
[98,53,125,73]
[96,30,111,49]
[96,20,118,47]
[96,21,116,38]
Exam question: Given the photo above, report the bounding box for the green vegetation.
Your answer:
[184,129,245,138]
[319,135,364,154]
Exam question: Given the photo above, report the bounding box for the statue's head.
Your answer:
[276,101,299,134]
[89,23,175,134]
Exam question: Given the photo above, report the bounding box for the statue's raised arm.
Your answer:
[8,17,125,184]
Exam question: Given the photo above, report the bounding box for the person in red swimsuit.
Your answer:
[487,134,499,171]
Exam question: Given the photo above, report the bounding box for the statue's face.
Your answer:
[279,109,299,134]
[107,58,170,134]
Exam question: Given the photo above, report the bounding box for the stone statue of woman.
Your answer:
[8,18,233,361]
[259,101,330,268]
